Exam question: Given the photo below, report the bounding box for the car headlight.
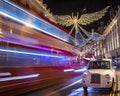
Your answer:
[83,73,88,78]
[105,74,111,79]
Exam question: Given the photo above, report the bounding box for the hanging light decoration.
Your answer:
[54,6,109,26]
[79,26,110,41]
[53,6,110,46]
[28,0,110,55]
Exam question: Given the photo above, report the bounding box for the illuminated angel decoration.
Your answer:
[28,0,110,47]
[53,6,110,46]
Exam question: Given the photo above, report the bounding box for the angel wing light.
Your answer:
[54,6,109,26]
[33,0,110,47]
[54,6,110,46]
[78,6,110,25]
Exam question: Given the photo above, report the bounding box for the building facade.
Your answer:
[95,6,120,66]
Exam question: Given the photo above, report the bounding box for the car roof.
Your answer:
[91,58,112,62]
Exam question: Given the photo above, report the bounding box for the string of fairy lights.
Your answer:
[53,6,110,45]
[29,0,111,55]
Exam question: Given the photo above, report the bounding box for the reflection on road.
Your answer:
[68,88,111,96]
[21,75,116,96]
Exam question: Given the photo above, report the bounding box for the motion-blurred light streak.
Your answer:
[0,72,11,76]
[64,69,74,72]
[0,74,40,82]
[61,79,82,90]
[46,79,82,96]
[74,67,87,72]
[0,0,75,44]
[0,48,64,58]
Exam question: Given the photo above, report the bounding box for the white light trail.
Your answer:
[0,11,68,43]
[46,79,82,96]
[61,79,82,90]
[0,48,64,58]
[0,74,40,82]
[74,67,87,72]
[0,72,11,76]
[64,69,75,72]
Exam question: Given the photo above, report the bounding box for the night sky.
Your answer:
[43,0,120,33]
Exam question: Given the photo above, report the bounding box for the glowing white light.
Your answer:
[85,57,94,60]
[74,67,87,72]
[68,88,84,96]
[0,11,68,43]
[0,48,64,58]
[3,0,75,43]
[0,39,51,52]
[46,79,82,96]
[0,74,40,82]
[0,12,35,28]
[0,72,11,76]
[64,69,74,72]
[61,79,82,90]
[3,0,49,25]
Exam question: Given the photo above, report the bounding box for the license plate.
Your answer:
[91,84,100,87]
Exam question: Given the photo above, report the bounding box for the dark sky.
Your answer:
[43,0,120,14]
[43,0,120,33]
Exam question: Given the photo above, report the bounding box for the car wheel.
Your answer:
[109,80,114,91]
[83,87,87,91]
[109,86,113,91]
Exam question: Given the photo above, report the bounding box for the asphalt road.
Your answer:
[17,72,120,96]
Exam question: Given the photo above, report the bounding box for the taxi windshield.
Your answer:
[88,61,110,69]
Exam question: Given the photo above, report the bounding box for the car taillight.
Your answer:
[105,74,110,79]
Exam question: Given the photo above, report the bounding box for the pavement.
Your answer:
[115,66,120,96]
